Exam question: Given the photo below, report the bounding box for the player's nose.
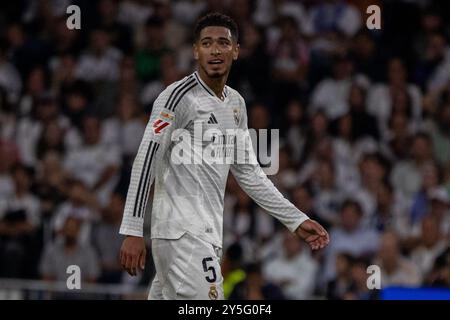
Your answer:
[211,44,221,55]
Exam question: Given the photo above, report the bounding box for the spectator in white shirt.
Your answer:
[311,159,343,226]
[263,229,318,299]
[326,252,353,300]
[323,200,380,282]
[367,58,422,139]
[311,54,369,120]
[421,33,450,94]
[64,116,121,206]
[0,164,41,278]
[283,100,307,165]
[75,28,122,83]
[309,0,362,38]
[117,0,153,29]
[344,257,378,300]
[414,187,450,240]
[411,215,448,278]
[102,93,145,161]
[52,180,99,246]
[268,15,310,108]
[91,192,125,283]
[15,94,70,166]
[375,231,422,287]
[0,165,41,228]
[390,132,434,202]
[0,39,22,104]
[40,216,100,283]
[0,141,17,202]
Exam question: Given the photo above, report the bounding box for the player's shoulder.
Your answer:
[224,85,246,107]
[155,73,199,112]
[163,73,197,95]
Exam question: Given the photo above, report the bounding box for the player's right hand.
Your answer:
[120,235,146,276]
[295,219,330,251]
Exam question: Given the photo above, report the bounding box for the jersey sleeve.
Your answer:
[119,85,192,237]
[230,97,310,233]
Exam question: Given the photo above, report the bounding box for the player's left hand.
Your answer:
[295,219,329,251]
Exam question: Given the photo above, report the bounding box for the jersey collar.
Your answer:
[193,71,228,101]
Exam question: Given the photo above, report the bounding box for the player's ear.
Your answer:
[232,43,239,61]
[193,43,199,60]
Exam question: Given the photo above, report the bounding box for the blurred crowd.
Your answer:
[0,0,449,300]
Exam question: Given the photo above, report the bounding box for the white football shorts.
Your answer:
[148,231,224,300]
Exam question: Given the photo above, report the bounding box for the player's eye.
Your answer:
[201,41,211,47]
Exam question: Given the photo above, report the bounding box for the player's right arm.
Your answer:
[119,76,195,275]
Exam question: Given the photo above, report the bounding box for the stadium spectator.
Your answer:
[411,215,448,277]
[135,16,170,82]
[0,142,18,202]
[75,28,123,83]
[0,38,22,104]
[367,57,422,138]
[311,54,363,120]
[40,216,100,282]
[0,165,40,278]
[292,184,329,231]
[310,159,343,226]
[409,162,442,229]
[309,0,362,38]
[229,262,285,300]
[423,246,450,287]
[426,103,450,167]
[323,200,379,282]
[375,231,422,287]
[325,252,353,300]
[91,193,125,283]
[269,15,309,109]
[370,182,409,236]
[263,229,318,299]
[222,242,246,299]
[282,99,307,165]
[390,132,434,201]
[343,257,378,300]
[63,116,121,206]
[346,83,379,141]
[228,22,271,103]
[52,180,98,246]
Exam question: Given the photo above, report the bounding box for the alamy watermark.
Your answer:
[367,264,381,290]
[167,122,280,175]
[66,265,81,290]
[366,5,382,30]
[65,5,382,31]
[66,5,81,30]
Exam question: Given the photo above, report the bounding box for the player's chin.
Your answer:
[207,70,227,78]
[205,65,228,78]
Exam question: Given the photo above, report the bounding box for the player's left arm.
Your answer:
[230,99,329,250]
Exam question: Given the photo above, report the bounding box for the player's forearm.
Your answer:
[232,165,309,232]
[119,141,156,237]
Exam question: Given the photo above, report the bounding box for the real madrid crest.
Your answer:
[208,284,218,300]
[233,108,240,126]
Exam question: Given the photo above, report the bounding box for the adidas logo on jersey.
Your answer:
[207,113,218,124]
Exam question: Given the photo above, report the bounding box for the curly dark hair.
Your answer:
[193,12,238,42]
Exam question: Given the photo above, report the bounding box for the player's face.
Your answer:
[194,26,239,78]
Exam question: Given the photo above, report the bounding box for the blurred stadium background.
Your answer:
[0,0,449,300]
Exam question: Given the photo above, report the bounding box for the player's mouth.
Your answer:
[208,59,224,65]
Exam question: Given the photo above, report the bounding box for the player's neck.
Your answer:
[197,68,227,99]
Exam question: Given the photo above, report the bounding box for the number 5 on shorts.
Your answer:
[202,257,217,283]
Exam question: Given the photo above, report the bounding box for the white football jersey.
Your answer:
[119,71,309,247]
